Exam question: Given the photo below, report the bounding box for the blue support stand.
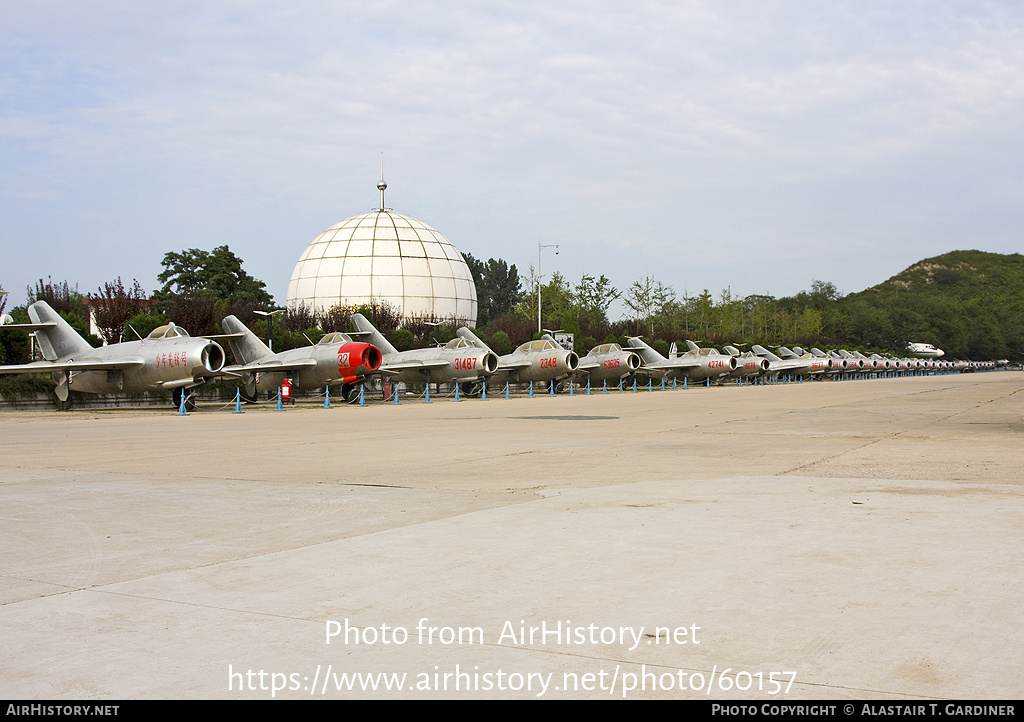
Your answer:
[454,383,461,402]
[178,393,188,416]
[481,383,487,401]
[424,384,431,404]
[358,385,366,407]
[648,378,653,392]
[587,380,592,395]
[549,381,555,397]
[569,379,574,396]
[618,379,623,393]
[706,376,711,388]
[233,388,243,414]
[673,377,677,390]
[276,388,283,410]
[529,382,534,398]
[603,380,608,394]
[683,377,688,390]
[661,378,666,391]
[393,385,400,404]
[632,379,637,393]
[505,382,510,399]
[324,385,331,408]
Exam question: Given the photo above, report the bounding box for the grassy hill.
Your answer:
[836,250,1024,359]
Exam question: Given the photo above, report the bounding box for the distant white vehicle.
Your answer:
[907,342,945,358]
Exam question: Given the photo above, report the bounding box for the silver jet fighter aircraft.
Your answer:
[220,315,382,402]
[751,345,831,378]
[721,345,770,379]
[575,342,640,384]
[350,313,498,392]
[0,300,226,409]
[457,329,579,390]
[628,337,737,382]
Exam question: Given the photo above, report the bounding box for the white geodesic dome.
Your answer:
[287,209,478,323]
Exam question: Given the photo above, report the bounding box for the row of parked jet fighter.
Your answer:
[0,300,992,409]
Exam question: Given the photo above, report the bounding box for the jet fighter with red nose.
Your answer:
[220,314,381,402]
[349,313,498,392]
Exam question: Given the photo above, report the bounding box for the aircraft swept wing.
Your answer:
[220,315,382,402]
[628,337,737,381]
[349,314,498,392]
[0,301,226,410]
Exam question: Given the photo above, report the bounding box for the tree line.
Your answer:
[3,248,1020,369]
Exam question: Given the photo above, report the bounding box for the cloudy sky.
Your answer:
[2,1,1022,315]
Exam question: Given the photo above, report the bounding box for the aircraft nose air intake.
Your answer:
[202,342,226,373]
[627,353,640,371]
[482,352,499,374]
[728,357,738,370]
[362,346,382,371]
[566,352,580,371]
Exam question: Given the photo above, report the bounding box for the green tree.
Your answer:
[156,246,272,308]
[623,276,675,336]
[463,253,522,326]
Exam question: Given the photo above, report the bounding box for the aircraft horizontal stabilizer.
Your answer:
[380,359,450,371]
[224,359,319,374]
[0,322,58,331]
[0,358,146,374]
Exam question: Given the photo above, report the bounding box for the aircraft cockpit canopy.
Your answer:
[517,339,559,353]
[591,343,622,354]
[147,324,190,339]
[444,338,472,349]
[317,332,352,345]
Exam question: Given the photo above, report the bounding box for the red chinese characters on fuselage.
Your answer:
[155,351,186,368]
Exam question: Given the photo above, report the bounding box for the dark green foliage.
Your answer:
[392,328,415,351]
[487,330,512,355]
[463,253,522,326]
[155,246,273,337]
[123,311,168,340]
[483,315,534,348]
[156,246,272,307]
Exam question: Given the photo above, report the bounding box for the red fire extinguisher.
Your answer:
[280,378,293,404]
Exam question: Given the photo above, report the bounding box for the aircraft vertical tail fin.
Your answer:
[220,315,272,363]
[27,301,92,360]
[627,337,667,364]
[668,342,678,358]
[350,314,398,355]
[457,327,492,351]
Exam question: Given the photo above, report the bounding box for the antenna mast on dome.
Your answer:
[376,152,389,212]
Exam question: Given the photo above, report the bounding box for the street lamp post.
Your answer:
[254,309,285,352]
[537,243,560,334]
[254,309,286,401]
